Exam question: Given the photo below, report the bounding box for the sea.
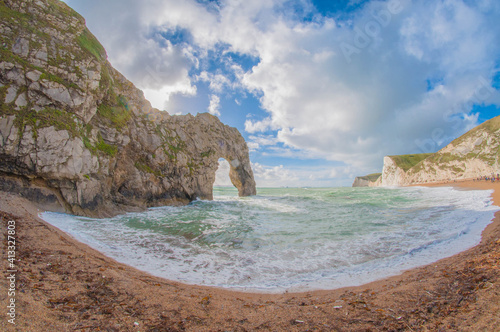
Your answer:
[40,186,499,293]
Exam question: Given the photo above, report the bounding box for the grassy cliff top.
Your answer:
[421,115,500,168]
[447,115,500,147]
[388,153,434,172]
[358,173,382,182]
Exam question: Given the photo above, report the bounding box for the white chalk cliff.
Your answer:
[354,116,500,187]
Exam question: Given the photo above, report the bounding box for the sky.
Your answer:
[63,0,500,187]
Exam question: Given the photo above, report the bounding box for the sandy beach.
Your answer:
[1,181,499,331]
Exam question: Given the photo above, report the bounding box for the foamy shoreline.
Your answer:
[1,180,499,331]
[38,185,498,294]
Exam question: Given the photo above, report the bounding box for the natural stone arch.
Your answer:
[212,156,256,197]
[225,156,256,197]
[0,0,257,217]
[158,112,256,202]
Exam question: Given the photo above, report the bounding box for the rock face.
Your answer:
[403,116,500,185]
[353,116,500,187]
[0,0,256,217]
[380,156,411,187]
[352,173,381,187]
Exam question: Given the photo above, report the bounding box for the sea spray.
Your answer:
[41,186,499,293]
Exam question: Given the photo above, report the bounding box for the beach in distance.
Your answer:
[2,1,500,331]
[1,180,500,331]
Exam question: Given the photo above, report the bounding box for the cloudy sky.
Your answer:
[64,0,500,187]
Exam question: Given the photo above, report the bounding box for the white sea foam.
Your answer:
[40,186,499,293]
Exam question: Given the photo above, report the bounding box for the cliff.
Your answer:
[353,116,500,187]
[352,173,381,187]
[0,0,256,217]
[380,153,433,186]
[404,116,500,184]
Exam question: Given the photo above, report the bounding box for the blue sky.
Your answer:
[64,0,500,187]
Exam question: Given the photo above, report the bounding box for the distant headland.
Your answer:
[353,115,500,187]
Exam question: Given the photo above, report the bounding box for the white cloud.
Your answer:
[215,160,311,188]
[197,71,233,93]
[65,0,198,110]
[250,162,359,187]
[237,0,500,171]
[207,94,221,116]
[251,163,299,187]
[215,160,351,188]
[66,0,500,184]
[214,159,232,186]
[248,135,278,147]
[245,117,278,133]
[247,142,260,152]
[142,82,197,111]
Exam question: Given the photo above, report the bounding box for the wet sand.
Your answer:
[1,180,499,331]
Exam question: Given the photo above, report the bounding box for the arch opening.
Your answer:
[211,156,256,199]
[213,158,232,186]
[212,158,238,197]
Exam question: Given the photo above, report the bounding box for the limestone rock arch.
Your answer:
[185,113,257,200]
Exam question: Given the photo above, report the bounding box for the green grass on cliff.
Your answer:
[97,102,131,129]
[480,115,500,132]
[0,1,30,26]
[13,107,80,140]
[76,28,106,61]
[0,0,121,159]
[368,116,500,179]
[448,115,500,147]
[10,107,119,158]
[39,72,82,91]
[95,137,118,157]
[0,1,90,92]
[422,115,500,168]
[95,65,132,130]
[359,173,382,182]
[82,135,118,157]
[97,94,132,130]
[47,0,85,22]
[389,153,434,172]
[135,160,163,177]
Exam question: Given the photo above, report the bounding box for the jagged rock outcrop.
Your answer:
[0,0,256,217]
[353,116,500,187]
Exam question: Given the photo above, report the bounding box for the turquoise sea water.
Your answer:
[41,186,498,292]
